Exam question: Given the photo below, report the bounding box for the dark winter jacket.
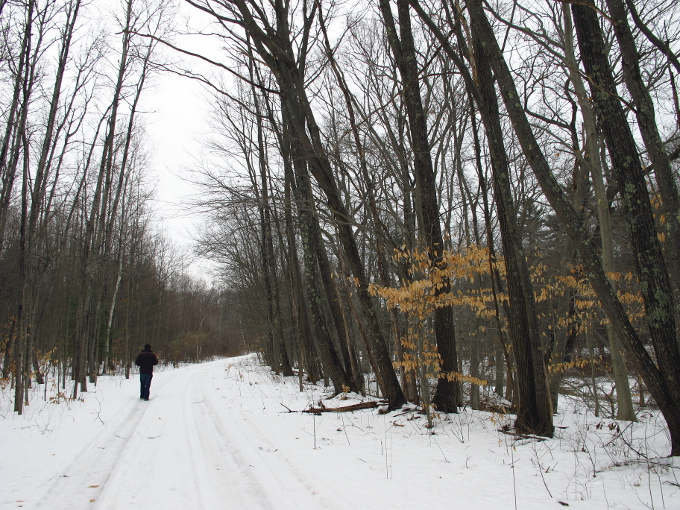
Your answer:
[135,349,159,374]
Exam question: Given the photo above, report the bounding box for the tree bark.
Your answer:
[281,123,321,383]
[379,0,459,412]
[290,135,353,393]
[572,0,680,420]
[605,0,680,335]
[468,14,553,436]
[561,3,635,420]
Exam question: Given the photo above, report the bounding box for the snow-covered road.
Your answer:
[36,362,333,510]
[24,360,335,510]
[2,355,679,510]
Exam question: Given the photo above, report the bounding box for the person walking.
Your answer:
[135,344,158,401]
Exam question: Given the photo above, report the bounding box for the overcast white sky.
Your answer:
[146,70,209,244]
[142,2,224,279]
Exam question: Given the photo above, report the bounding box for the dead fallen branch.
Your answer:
[304,401,380,414]
[498,429,548,442]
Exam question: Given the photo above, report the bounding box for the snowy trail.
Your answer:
[31,361,336,510]
[4,355,679,510]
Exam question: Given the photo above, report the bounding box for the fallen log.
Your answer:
[304,401,380,414]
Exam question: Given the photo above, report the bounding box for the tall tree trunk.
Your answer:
[290,137,352,393]
[75,0,134,396]
[14,131,30,414]
[467,14,553,436]
[281,129,320,383]
[561,3,635,420]
[605,0,680,334]
[273,59,405,408]
[572,0,680,421]
[408,0,550,434]
[379,0,459,412]
[318,9,395,395]
[186,0,406,406]
[10,0,37,414]
[0,0,34,252]
[250,73,288,374]
[469,101,511,400]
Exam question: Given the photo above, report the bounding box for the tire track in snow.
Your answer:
[90,362,296,509]
[200,365,339,509]
[188,370,276,509]
[33,392,151,509]
[32,361,339,509]
[88,365,243,509]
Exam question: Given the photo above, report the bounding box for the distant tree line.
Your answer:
[0,0,245,414]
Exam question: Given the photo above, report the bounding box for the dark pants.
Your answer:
[140,373,153,400]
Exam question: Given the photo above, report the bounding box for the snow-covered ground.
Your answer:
[1,354,678,509]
